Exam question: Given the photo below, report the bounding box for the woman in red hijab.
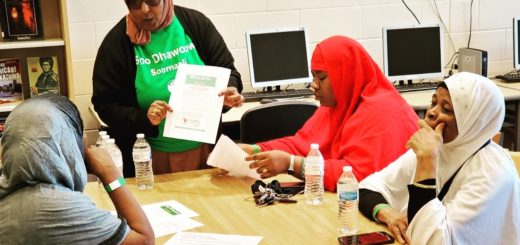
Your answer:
[243,36,419,191]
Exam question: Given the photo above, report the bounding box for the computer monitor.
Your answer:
[382,25,444,81]
[246,28,312,88]
[514,17,520,70]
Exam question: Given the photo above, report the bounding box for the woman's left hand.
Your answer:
[246,150,291,178]
[219,87,244,108]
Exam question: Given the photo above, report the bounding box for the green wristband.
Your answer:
[251,144,261,154]
[372,203,391,223]
[104,177,126,193]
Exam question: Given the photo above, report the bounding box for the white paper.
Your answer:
[207,135,261,180]
[166,232,262,245]
[141,200,203,237]
[164,64,230,144]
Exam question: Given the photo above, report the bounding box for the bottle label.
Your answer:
[133,152,151,162]
[339,191,357,201]
[305,157,324,175]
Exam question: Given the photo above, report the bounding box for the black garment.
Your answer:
[92,5,243,177]
[36,71,59,93]
[407,179,436,222]
[359,188,389,221]
[360,181,436,223]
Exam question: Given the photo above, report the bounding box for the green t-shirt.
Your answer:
[134,17,205,152]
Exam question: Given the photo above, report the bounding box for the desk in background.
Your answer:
[221,97,318,141]
[494,79,520,91]
[224,85,520,150]
[84,169,396,244]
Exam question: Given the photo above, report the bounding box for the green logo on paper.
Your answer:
[160,205,181,216]
[186,74,216,87]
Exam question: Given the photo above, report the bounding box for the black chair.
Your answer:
[240,100,318,144]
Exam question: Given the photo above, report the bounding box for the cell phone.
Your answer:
[338,231,395,245]
[279,181,304,195]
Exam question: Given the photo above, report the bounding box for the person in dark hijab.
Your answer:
[0,94,154,244]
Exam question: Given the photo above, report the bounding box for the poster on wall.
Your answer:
[26,56,59,97]
[0,58,24,104]
[0,0,43,40]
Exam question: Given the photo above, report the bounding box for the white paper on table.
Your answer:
[164,64,230,144]
[141,200,203,237]
[152,218,203,238]
[207,135,261,180]
[165,232,262,245]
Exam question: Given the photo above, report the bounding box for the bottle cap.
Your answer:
[343,166,352,172]
[99,131,107,136]
[310,143,319,149]
[101,135,110,140]
[136,133,145,138]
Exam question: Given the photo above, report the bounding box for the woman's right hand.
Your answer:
[377,207,411,244]
[246,150,291,178]
[147,100,173,126]
[83,136,119,181]
[83,138,155,244]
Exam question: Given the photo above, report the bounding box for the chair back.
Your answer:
[240,100,318,144]
[509,151,520,177]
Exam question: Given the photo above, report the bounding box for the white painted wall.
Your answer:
[66,0,520,135]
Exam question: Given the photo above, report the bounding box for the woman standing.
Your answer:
[92,0,244,176]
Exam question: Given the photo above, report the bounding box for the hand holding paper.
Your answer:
[207,135,261,179]
[219,87,244,108]
[164,64,230,144]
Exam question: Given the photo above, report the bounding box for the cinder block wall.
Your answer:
[66,0,520,140]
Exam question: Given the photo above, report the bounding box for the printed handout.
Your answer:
[164,64,230,144]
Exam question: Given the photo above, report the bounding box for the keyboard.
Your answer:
[496,71,520,82]
[242,88,314,102]
[394,81,441,93]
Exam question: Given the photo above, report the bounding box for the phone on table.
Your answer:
[279,181,304,195]
[338,231,395,245]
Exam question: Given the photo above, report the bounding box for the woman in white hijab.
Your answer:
[0,94,154,244]
[359,72,520,244]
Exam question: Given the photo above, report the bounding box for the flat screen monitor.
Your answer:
[514,17,520,70]
[382,25,444,81]
[246,28,312,88]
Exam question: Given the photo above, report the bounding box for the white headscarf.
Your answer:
[437,72,505,188]
[360,72,520,244]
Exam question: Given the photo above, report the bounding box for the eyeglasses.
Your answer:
[125,0,162,9]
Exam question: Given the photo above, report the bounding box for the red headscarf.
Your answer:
[258,36,419,191]
[126,0,174,45]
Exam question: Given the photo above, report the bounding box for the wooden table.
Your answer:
[84,169,395,244]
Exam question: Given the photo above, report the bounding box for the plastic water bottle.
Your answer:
[337,166,359,235]
[95,131,107,147]
[106,138,124,177]
[305,143,324,205]
[97,135,110,148]
[132,133,154,190]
